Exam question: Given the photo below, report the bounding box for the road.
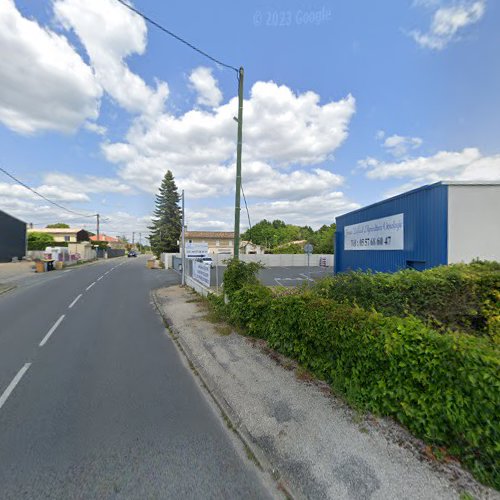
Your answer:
[0,256,273,499]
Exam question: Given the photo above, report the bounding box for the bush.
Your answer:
[27,232,55,250]
[222,283,500,489]
[313,262,500,340]
[222,258,263,300]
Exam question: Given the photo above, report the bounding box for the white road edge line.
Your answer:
[68,294,82,309]
[0,363,31,410]
[86,282,96,291]
[97,276,103,281]
[39,314,65,347]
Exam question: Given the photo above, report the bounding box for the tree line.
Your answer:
[242,219,336,254]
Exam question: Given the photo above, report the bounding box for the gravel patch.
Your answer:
[154,285,499,500]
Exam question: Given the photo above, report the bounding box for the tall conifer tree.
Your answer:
[149,171,182,256]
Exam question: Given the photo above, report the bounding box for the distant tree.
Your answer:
[28,232,55,250]
[270,243,303,254]
[46,223,70,228]
[148,170,182,256]
[309,223,336,254]
[243,219,335,253]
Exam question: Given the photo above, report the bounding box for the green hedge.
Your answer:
[214,282,500,489]
[313,261,500,341]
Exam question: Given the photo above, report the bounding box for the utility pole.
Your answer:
[96,213,100,240]
[181,189,186,286]
[233,66,244,259]
[132,232,135,246]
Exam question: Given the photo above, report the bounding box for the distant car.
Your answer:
[198,256,214,268]
[128,251,137,258]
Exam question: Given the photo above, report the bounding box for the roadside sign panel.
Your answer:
[344,213,404,251]
[304,243,313,254]
[193,261,211,287]
[185,243,208,259]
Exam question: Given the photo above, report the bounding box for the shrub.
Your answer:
[221,283,500,489]
[27,231,55,250]
[313,262,500,340]
[222,258,263,300]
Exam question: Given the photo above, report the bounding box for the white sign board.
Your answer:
[193,261,211,287]
[344,213,404,251]
[185,242,208,259]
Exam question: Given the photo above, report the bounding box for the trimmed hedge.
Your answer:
[313,261,500,341]
[212,280,500,489]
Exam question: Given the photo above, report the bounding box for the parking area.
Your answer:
[210,265,333,288]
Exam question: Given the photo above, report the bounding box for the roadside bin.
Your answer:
[35,261,45,273]
[147,259,155,269]
[42,259,55,271]
[55,261,64,270]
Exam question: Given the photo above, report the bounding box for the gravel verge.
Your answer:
[153,285,499,500]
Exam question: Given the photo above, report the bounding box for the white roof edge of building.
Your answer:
[336,180,500,220]
[436,180,500,186]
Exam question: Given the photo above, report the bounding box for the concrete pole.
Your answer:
[233,67,244,259]
[181,190,186,286]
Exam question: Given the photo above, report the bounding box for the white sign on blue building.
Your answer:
[344,213,404,251]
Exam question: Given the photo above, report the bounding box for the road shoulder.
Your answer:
[153,285,496,500]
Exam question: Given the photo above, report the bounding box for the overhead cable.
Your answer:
[0,166,97,218]
[114,0,239,73]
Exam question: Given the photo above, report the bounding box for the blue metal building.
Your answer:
[334,181,500,273]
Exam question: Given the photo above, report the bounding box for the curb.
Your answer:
[151,289,296,500]
[0,285,15,296]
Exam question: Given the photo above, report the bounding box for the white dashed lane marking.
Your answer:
[39,315,65,347]
[68,294,82,309]
[0,363,31,411]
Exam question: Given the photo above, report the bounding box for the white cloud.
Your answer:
[0,0,101,134]
[244,83,355,166]
[381,134,423,157]
[84,122,107,135]
[411,1,486,50]
[242,163,344,200]
[359,147,500,195]
[54,0,169,116]
[0,173,133,210]
[188,67,223,107]
[103,80,355,200]
[42,173,134,195]
[184,191,360,231]
[0,182,89,203]
[100,78,356,229]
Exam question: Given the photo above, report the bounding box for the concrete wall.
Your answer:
[448,184,500,263]
[211,253,333,267]
[170,252,332,267]
[68,243,96,261]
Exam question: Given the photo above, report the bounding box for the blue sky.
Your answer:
[0,0,499,239]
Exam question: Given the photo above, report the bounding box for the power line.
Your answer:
[0,166,97,218]
[114,0,239,73]
[241,182,252,239]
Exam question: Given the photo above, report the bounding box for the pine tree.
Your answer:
[149,171,182,256]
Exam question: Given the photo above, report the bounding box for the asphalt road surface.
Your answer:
[0,257,273,499]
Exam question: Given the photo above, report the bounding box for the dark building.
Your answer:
[0,210,27,263]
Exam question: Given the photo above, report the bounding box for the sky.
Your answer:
[0,0,499,240]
